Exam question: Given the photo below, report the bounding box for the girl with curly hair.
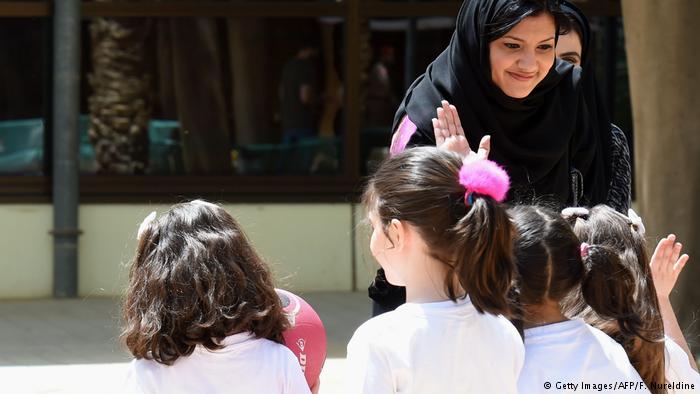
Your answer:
[122,200,310,394]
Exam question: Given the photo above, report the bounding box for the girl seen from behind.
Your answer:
[510,205,649,394]
[347,147,524,394]
[566,205,700,394]
[122,200,310,394]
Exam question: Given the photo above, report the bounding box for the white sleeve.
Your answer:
[283,348,312,394]
[665,337,700,393]
[346,328,395,394]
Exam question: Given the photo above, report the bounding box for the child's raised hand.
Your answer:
[432,100,490,162]
[650,234,690,299]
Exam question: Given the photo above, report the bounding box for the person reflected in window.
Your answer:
[365,45,399,128]
[280,41,319,144]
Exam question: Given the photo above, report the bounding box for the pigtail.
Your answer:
[451,196,515,316]
[580,244,644,338]
[581,243,666,393]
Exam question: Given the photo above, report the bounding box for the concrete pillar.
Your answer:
[621,0,700,334]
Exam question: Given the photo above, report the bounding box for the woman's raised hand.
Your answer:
[432,100,490,162]
[650,234,689,300]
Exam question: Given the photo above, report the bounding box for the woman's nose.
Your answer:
[517,51,537,71]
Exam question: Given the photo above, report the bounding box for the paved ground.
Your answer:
[0,292,371,394]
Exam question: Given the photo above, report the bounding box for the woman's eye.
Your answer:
[538,44,553,51]
[561,56,576,64]
[504,43,519,49]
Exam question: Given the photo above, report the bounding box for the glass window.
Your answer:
[0,18,47,175]
[360,16,454,174]
[79,16,346,176]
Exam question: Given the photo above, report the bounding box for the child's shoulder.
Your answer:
[583,323,622,348]
[222,334,300,366]
[581,323,637,366]
[347,310,409,351]
[353,310,403,338]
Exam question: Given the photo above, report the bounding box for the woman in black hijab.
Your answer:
[391,0,612,206]
[372,0,614,314]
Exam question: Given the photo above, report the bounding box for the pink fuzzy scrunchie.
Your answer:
[458,159,510,203]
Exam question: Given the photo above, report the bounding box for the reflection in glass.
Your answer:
[360,17,454,175]
[82,17,345,176]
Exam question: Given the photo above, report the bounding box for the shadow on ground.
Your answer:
[0,292,370,366]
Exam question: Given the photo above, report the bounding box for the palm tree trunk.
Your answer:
[88,4,151,174]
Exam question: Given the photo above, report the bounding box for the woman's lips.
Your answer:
[507,71,536,81]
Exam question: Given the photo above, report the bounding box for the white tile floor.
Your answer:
[0,292,371,393]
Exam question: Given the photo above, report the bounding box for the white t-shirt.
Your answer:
[124,332,311,394]
[347,297,524,394]
[664,336,700,393]
[518,319,649,394]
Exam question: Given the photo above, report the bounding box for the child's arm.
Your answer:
[649,235,697,371]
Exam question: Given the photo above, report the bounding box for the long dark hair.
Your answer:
[566,205,665,393]
[363,147,515,316]
[121,200,289,365]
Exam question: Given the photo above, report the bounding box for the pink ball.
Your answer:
[276,289,327,389]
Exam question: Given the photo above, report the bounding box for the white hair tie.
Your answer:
[627,208,645,236]
[561,207,589,219]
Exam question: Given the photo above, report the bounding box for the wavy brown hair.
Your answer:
[121,200,289,365]
[565,205,666,393]
[363,147,516,317]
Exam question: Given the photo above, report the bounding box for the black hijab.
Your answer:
[392,0,612,207]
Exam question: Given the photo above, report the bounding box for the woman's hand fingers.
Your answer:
[449,105,464,135]
[436,100,488,160]
[436,107,448,138]
[442,101,458,136]
[442,135,469,156]
[433,118,445,146]
[477,135,491,160]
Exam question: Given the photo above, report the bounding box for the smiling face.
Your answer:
[489,12,557,98]
[556,30,583,67]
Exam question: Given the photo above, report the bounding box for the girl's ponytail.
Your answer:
[580,244,644,340]
[451,159,514,316]
[452,196,515,317]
